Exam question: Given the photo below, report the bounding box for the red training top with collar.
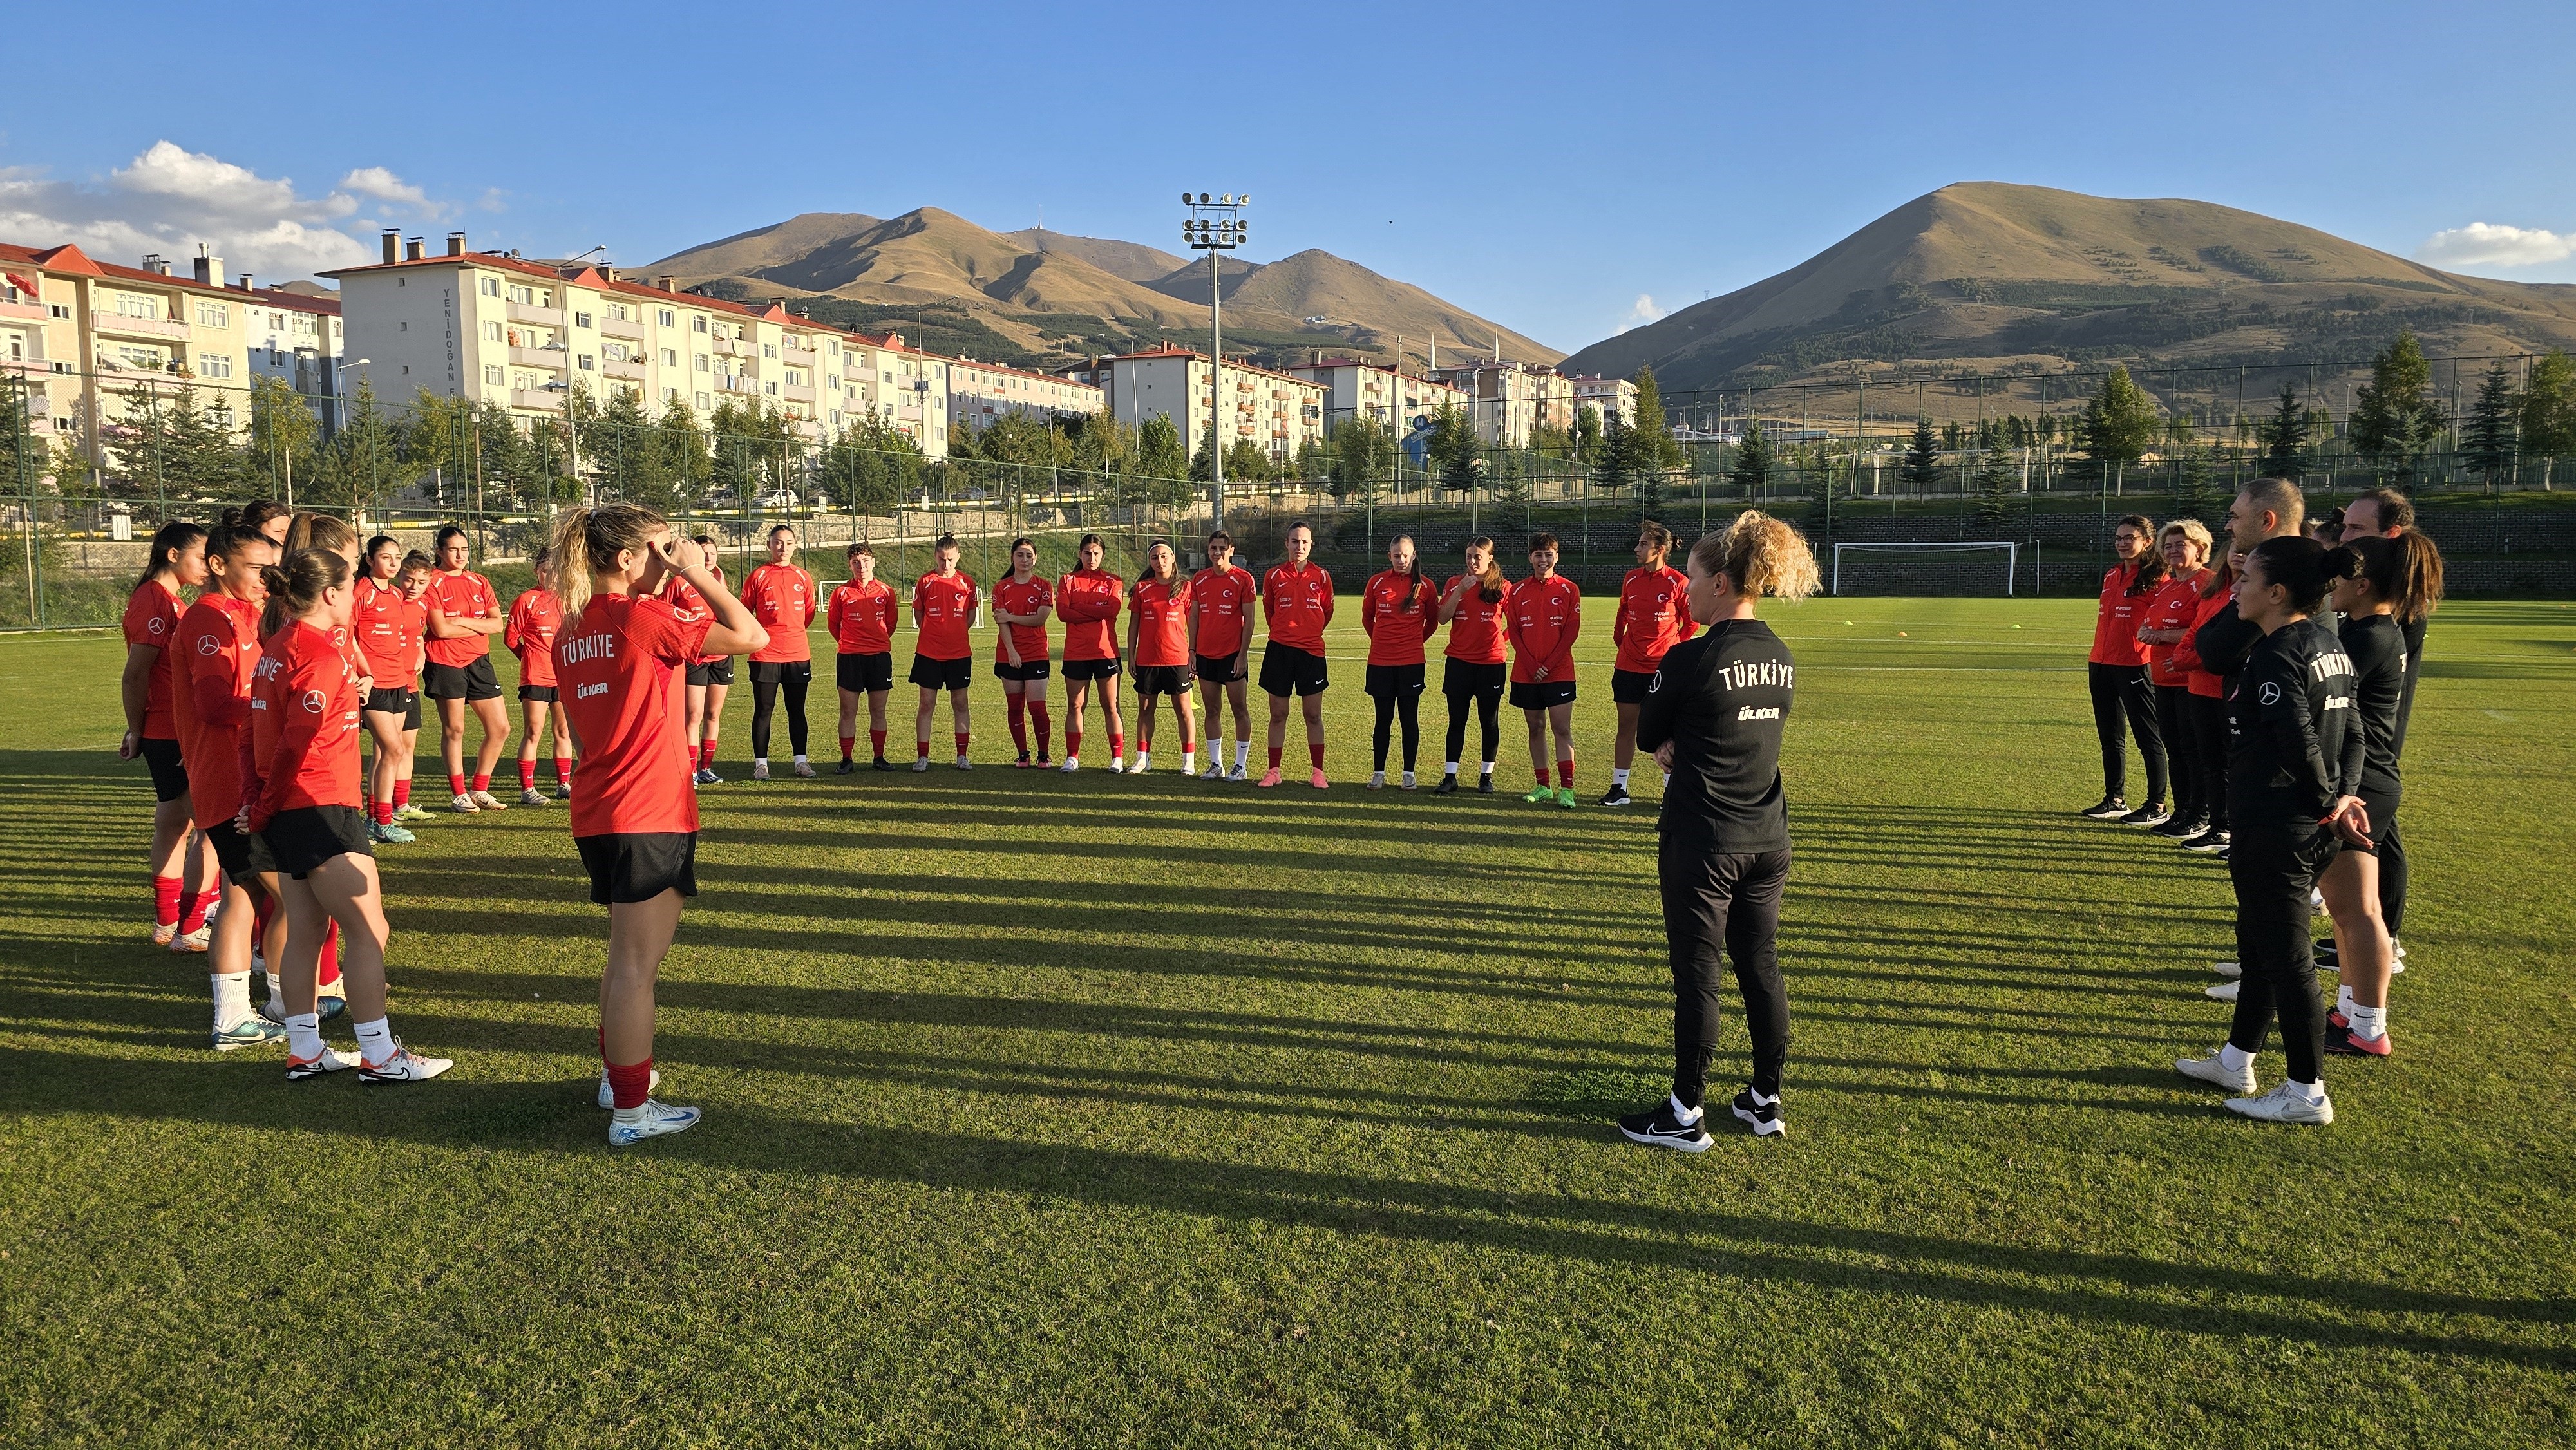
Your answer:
[1611,564,1696,675]
[1361,570,1441,667]
[828,578,900,655]
[1189,565,1256,659]
[1442,574,1510,664]
[422,570,499,668]
[122,580,185,739]
[247,619,363,829]
[553,593,712,838]
[740,562,817,663]
[2180,586,2234,699]
[174,594,261,829]
[913,572,976,662]
[1056,568,1124,661]
[2089,562,2152,668]
[353,578,412,685]
[1262,561,1333,654]
[1130,576,1192,667]
[992,574,1052,663]
[506,588,565,688]
[2140,570,2210,688]
[1505,574,1581,684]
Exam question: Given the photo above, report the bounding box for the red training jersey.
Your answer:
[2089,562,2152,668]
[1505,574,1581,684]
[554,594,712,838]
[828,578,900,656]
[912,572,976,662]
[505,588,565,689]
[992,574,1052,664]
[2180,586,2234,699]
[173,594,261,829]
[1443,574,1511,665]
[352,578,412,686]
[663,564,728,666]
[1611,564,1696,675]
[122,580,185,739]
[740,563,817,663]
[1361,569,1441,667]
[247,619,363,829]
[1189,565,1256,659]
[1262,561,1333,654]
[1130,576,1191,668]
[2139,569,2210,688]
[1056,568,1124,661]
[422,570,499,668]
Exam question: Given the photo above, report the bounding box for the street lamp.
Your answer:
[1183,191,1247,525]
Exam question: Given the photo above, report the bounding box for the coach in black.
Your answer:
[1619,511,1820,1152]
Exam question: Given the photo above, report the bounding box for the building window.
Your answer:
[695,391,710,410]
[693,315,707,334]
[573,312,592,328]
[658,309,675,328]
[507,284,534,305]
[485,365,505,386]
[480,277,502,297]
[482,321,502,342]
[762,344,775,359]
[695,353,709,372]
[115,293,159,319]
[195,302,229,327]
[196,353,234,379]
[765,381,777,395]
[117,345,162,370]
[663,386,678,404]
[661,348,677,366]
[609,304,629,321]
[578,355,594,370]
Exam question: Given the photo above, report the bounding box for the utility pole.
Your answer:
[1183,191,1246,525]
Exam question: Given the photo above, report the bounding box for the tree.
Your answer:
[1975,440,2016,531]
[1328,415,1397,505]
[2349,329,2448,487]
[1729,419,1773,497]
[2519,350,2576,489]
[1425,407,1481,496]
[107,382,247,501]
[1595,415,1635,498]
[2256,383,2309,480]
[1631,365,1683,471]
[310,377,397,511]
[2167,431,2212,520]
[591,387,676,508]
[2459,361,2517,491]
[1569,403,1604,466]
[818,412,916,516]
[1136,414,1187,483]
[1900,416,1942,489]
[1222,438,1274,485]
[657,399,714,509]
[245,375,319,496]
[2077,364,2159,493]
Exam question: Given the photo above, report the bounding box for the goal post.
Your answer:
[1830,541,2021,597]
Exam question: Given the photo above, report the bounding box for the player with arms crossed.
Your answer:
[739,524,819,780]
[1359,534,1440,791]
[1126,540,1197,776]
[827,541,902,773]
[1056,534,1127,773]
[422,525,513,814]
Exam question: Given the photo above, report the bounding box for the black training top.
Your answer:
[2394,613,2427,756]
[1638,618,1794,852]
[2193,605,2264,683]
[2341,613,2407,796]
[2227,617,2365,829]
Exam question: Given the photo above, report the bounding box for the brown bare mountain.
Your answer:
[646,207,1561,372]
[1562,182,2576,396]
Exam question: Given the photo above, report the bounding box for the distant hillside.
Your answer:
[648,208,1561,373]
[1563,182,2576,404]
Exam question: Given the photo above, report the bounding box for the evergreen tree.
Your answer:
[2257,382,2309,479]
[245,375,319,497]
[2349,329,2448,487]
[2461,361,2519,489]
[2168,432,2212,520]
[2519,350,2576,490]
[1631,366,1682,470]
[1975,442,2015,531]
[1729,419,1773,497]
[1569,403,1603,466]
[1328,415,1396,505]
[1900,416,1942,489]
[1425,407,1482,497]
[656,400,714,509]
[312,379,397,510]
[592,387,675,508]
[1136,414,1187,483]
[1222,438,1274,484]
[2077,364,2159,492]
[1596,415,1636,498]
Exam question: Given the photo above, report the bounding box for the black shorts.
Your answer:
[749,660,811,687]
[576,831,699,906]
[204,818,275,885]
[365,685,421,730]
[1611,668,1658,706]
[1511,679,1578,710]
[1133,663,1193,697]
[1063,657,1121,683]
[1259,642,1329,697]
[1442,659,1506,699]
[686,657,735,688]
[423,656,502,701]
[1364,662,1426,700]
[991,657,1051,683]
[519,684,558,704]
[139,736,188,802]
[908,655,972,690]
[838,651,895,693]
[1194,652,1247,685]
[259,804,373,880]
[2343,793,2400,856]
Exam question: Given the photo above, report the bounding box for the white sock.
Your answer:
[352,1015,395,1065]
[211,971,252,1030]
[1235,741,1249,769]
[1402,771,1416,787]
[1444,760,1459,777]
[264,969,282,1001]
[2219,1042,2253,1073]
[1182,751,1195,775]
[793,753,808,766]
[1667,1093,1701,1125]
[1135,751,1150,771]
[1480,760,1494,777]
[2289,1077,2325,1101]
[285,1012,324,1060]
[2336,983,2354,1015]
[2346,1002,2388,1040]
[753,757,768,768]
[1613,767,1631,787]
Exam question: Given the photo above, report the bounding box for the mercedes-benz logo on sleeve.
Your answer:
[2257,681,2281,706]
[196,635,220,655]
[1647,671,1663,693]
[300,690,326,713]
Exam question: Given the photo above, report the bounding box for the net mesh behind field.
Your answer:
[1830,543,2019,596]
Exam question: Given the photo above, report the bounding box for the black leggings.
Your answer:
[752,673,810,758]
[2087,662,2166,803]
[2188,692,2231,833]
[2379,820,2407,935]
[2154,684,2201,818]
[1660,839,1791,1106]
[1372,691,1421,773]
[1443,685,1501,767]
[2227,827,2339,1085]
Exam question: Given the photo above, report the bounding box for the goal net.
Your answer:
[1830,541,2021,596]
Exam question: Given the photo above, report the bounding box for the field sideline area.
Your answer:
[1,597,2571,1447]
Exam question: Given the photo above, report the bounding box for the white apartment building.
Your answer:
[323,230,951,458]
[1566,373,1639,430]
[1425,359,1579,449]
[1280,358,1466,437]
[1084,346,1325,465]
[1,240,343,462]
[948,358,1103,431]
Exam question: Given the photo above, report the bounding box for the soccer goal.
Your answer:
[1830,541,2021,597]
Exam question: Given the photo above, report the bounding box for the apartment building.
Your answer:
[947,358,1103,431]
[1279,359,1466,437]
[1083,346,1325,464]
[323,231,952,458]
[1425,359,1579,449]
[1566,373,1639,430]
[1,240,344,461]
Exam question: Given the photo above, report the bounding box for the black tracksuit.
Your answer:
[2224,617,2364,1085]
[1638,619,1794,1107]
[2342,614,2409,929]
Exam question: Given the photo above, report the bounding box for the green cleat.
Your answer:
[1557,787,1578,809]
[1522,784,1557,804]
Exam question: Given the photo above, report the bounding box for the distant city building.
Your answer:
[1425,359,1577,449]
[947,358,1103,430]
[1566,373,1639,430]
[1081,345,1325,464]
[1280,358,1466,436]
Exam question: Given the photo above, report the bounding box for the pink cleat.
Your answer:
[1309,769,1329,789]
[1256,767,1283,788]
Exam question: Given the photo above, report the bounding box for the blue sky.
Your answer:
[5,1,2571,352]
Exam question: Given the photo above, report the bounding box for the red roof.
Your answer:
[2,241,341,315]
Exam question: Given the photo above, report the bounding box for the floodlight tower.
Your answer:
[1183,191,1247,525]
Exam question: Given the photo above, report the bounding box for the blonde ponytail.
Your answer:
[1689,510,1820,602]
[553,502,669,632]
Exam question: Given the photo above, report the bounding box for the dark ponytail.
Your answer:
[260,547,352,640]
[2248,536,2352,617]
[2344,531,2445,625]
[1468,536,1504,602]
[135,520,207,592]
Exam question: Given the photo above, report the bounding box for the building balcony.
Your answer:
[509,346,569,370]
[600,315,647,340]
[715,337,757,358]
[96,312,191,343]
[0,356,55,381]
[781,344,817,366]
[782,383,815,404]
[511,388,565,411]
[715,374,757,393]
[0,299,45,321]
[602,358,646,381]
[506,301,564,326]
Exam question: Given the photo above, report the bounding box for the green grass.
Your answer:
[3,599,2572,1447]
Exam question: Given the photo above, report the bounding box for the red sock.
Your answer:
[180,887,213,934]
[868,729,886,758]
[954,731,971,757]
[1268,746,1283,771]
[518,760,536,793]
[1537,766,1553,787]
[393,779,411,809]
[448,773,466,796]
[153,875,182,928]
[699,740,717,767]
[316,920,343,987]
[605,1055,654,1111]
[1558,758,1575,789]
[1068,726,1084,757]
[1309,741,1326,771]
[554,757,571,785]
[1110,731,1125,758]
[374,799,393,826]
[471,771,492,795]
[916,739,931,760]
[1028,702,1052,756]
[840,735,855,762]
[1007,697,1028,753]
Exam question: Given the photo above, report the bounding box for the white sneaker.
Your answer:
[169,925,211,954]
[358,1043,453,1084]
[1200,761,1227,781]
[751,761,772,781]
[1108,757,1127,774]
[2175,1047,2257,1093]
[911,757,931,772]
[450,792,481,814]
[518,787,549,806]
[1402,772,1417,791]
[2205,980,2240,1003]
[1367,771,1385,790]
[955,755,972,771]
[2226,1080,2333,1125]
[1132,754,1150,774]
[2390,938,2407,974]
[2210,959,2242,980]
[609,1098,703,1145]
[469,789,509,811]
[285,1046,361,1081]
[1061,756,1081,773]
[211,1017,287,1051]
[596,1067,663,1109]
[1226,764,1249,783]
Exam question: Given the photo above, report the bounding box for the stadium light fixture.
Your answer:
[1184,188,1249,525]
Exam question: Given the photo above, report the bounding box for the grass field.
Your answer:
[2,598,2572,1447]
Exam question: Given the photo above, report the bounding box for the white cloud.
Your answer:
[2416,221,2576,270]
[1616,293,1665,333]
[0,140,455,281]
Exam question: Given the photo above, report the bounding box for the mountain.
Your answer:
[1562,182,2576,399]
[645,209,1560,373]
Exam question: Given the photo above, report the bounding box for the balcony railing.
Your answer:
[782,383,816,404]
[511,388,565,411]
[599,315,647,340]
[506,301,564,326]
[95,312,190,342]
[780,345,817,366]
[602,358,645,381]
[715,337,757,357]
[0,299,46,322]
[509,346,569,370]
